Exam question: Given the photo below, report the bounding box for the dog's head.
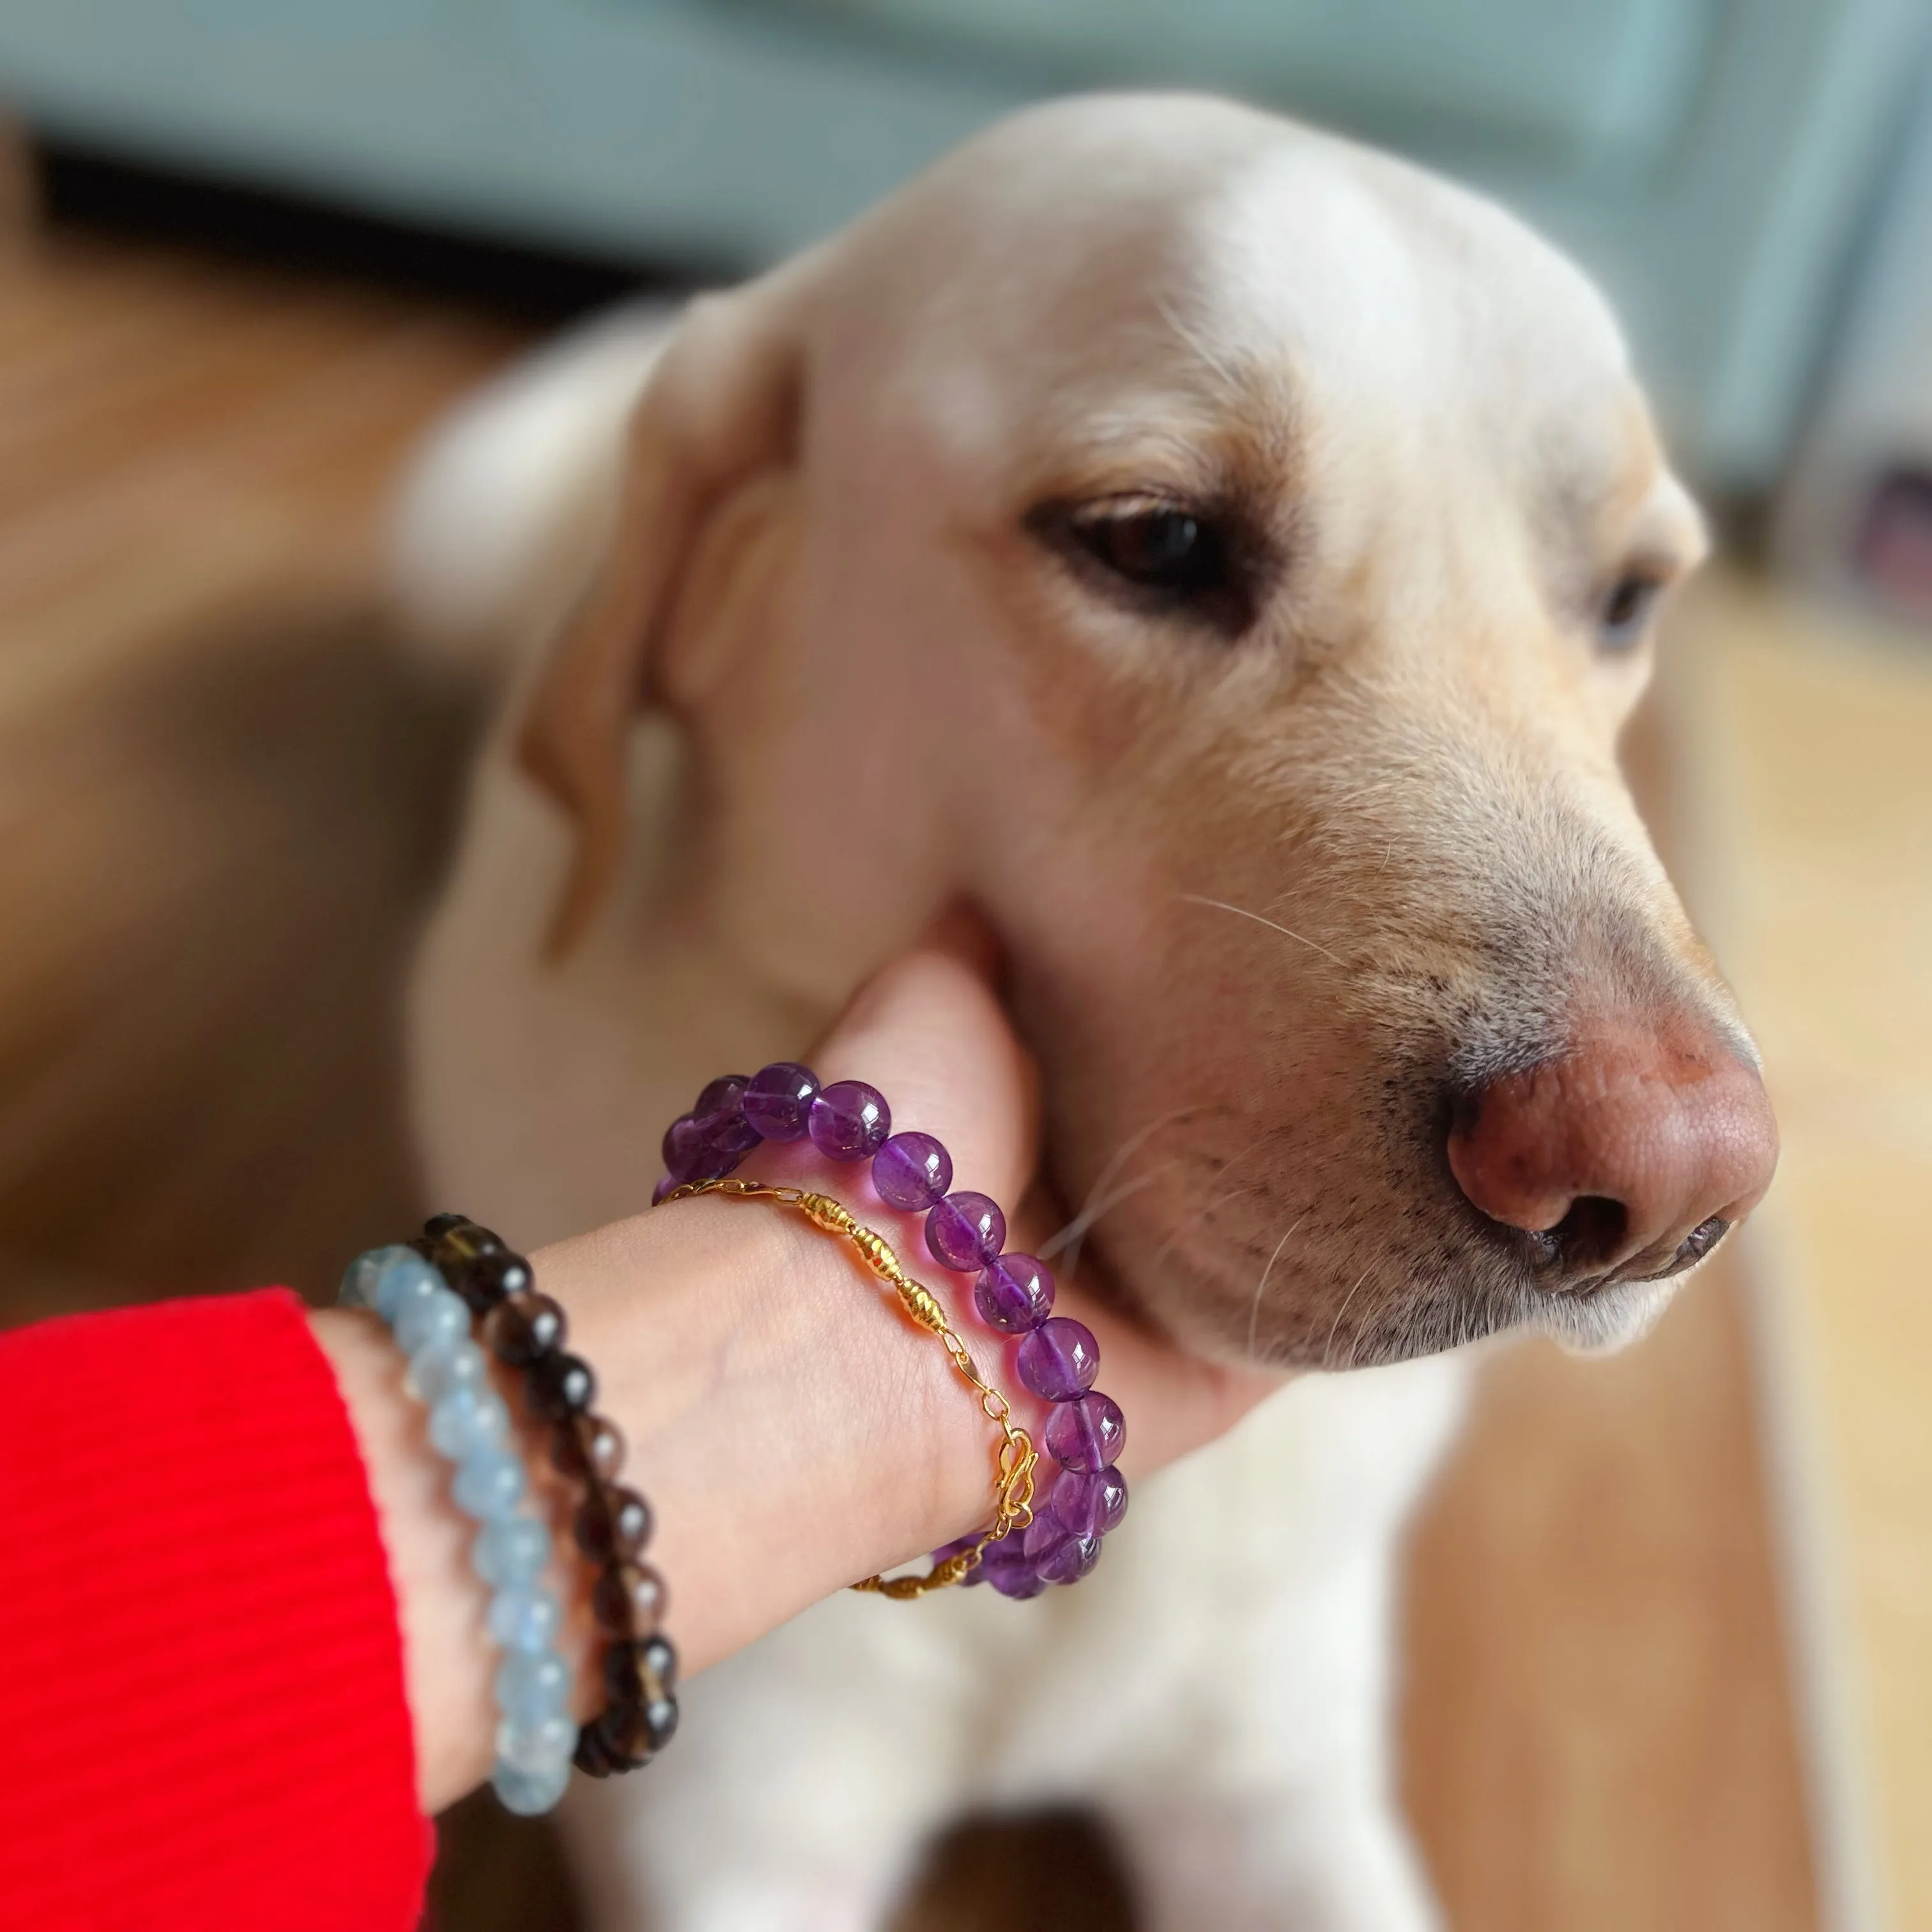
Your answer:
[520,95,1777,1368]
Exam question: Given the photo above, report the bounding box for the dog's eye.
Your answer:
[1071,498,1216,588]
[1052,494,1251,631]
[1596,571,1664,652]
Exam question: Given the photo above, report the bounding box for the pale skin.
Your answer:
[314,936,1280,1814]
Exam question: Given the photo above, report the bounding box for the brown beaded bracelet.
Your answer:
[414,1214,679,1777]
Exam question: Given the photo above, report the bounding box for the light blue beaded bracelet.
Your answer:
[342,1245,579,1816]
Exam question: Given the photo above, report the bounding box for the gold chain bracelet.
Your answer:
[657,1176,1037,1597]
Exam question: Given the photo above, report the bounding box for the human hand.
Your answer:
[320,925,1284,1813]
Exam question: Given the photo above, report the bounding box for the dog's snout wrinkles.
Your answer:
[1446,1013,1779,1288]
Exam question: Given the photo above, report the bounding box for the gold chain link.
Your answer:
[658,1177,1036,1596]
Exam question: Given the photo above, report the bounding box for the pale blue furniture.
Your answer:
[0,0,1924,489]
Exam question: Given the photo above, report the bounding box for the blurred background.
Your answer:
[0,3,1926,1928]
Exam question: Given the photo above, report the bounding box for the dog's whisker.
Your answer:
[1151,1178,1254,1273]
[1147,1134,1269,1272]
[1072,1107,1198,1215]
[1245,1213,1305,1360]
[1179,893,1344,967]
[1327,1261,1376,1370]
[1036,1105,1202,1269]
[1039,1165,1176,1273]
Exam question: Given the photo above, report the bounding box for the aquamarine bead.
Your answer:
[488,1584,562,1653]
[495,1650,572,1726]
[491,1758,571,1817]
[427,1384,510,1460]
[339,1245,402,1309]
[351,1226,579,1816]
[473,1515,550,1589]
[408,1335,488,1404]
[496,1712,578,1774]
[368,1249,441,1322]
[394,1285,469,1356]
[452,1446,526,1520]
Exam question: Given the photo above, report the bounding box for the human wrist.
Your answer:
[533,1192,1007,1667]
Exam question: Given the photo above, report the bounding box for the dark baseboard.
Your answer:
[31,135,707,322]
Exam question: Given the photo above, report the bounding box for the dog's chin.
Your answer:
[1530,1271,1682,1357]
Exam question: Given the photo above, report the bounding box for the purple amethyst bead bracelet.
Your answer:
[656,1064,1128,1598]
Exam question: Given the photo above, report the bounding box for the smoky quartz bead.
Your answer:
[593,1561,670,1639]
[528,1350,597,1422]
[573,1725,619,1779]
[450,1246,533,1315]
[551,1412,626,1485]
[604,1633,678,1708]
[487,1289,567,1367]
[594,1694,680,1769]
[574,1485,654,1565]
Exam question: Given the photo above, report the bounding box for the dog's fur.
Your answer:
[397,95,1747,1929]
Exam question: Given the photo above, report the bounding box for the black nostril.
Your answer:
[1651,1215,1729,1278]
[1547,1195,1628,1273]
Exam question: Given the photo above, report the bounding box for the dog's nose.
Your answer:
[1446,1011,1778,1287]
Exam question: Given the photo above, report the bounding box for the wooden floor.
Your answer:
[1682,576,1932,1932]
[0,160,1822,1930]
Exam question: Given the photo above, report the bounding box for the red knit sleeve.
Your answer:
[0,1289,433,1932]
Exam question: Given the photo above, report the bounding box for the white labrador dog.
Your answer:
[394,95,1777,1931]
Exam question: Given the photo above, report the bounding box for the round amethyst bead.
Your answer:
[808,1080,891,1161]
[871,1131,953,1212]
[662,1111,749,1184]
[926,1192,1006,1272]
[691,1075,760,1159]
[1036,1533,1103,1586]
[1046,1464,1128,1540]
[1022,1512,1070,1562]
[661,1116,707,1184]
[1045,1391,1126,1473]
[977,1536,1047,1600]
[693,1074,747,1123]
[1016,1317,1100,1402]
[742,1062,819,1142]
[972,1254,1054,1333]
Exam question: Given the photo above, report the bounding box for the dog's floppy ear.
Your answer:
[518,283,803,956]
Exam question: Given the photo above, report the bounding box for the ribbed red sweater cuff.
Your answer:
[0,1289,432,1932]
